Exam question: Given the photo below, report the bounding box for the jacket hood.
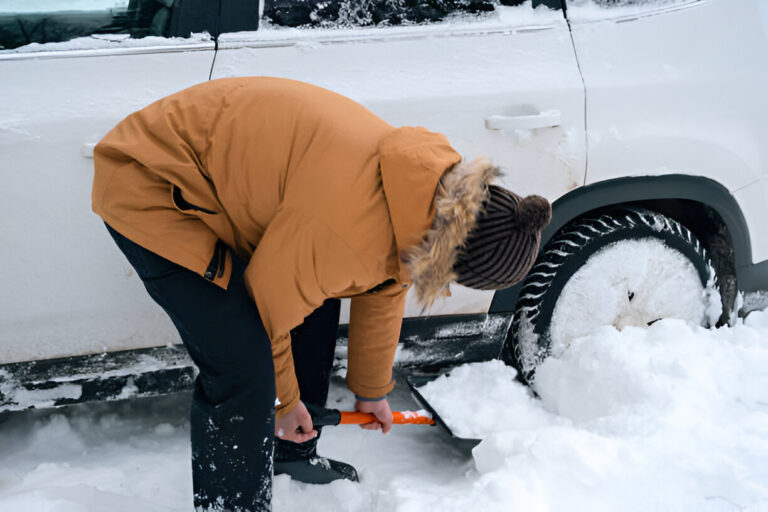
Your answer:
[378,127,462,282]
[404,157,501,307]
[378,126,499,306]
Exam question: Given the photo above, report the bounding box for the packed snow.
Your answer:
[548,238,716,353]
[419,314,768,511]
[2,310,768,511]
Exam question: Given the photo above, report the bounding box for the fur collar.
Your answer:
[404,158,501,307]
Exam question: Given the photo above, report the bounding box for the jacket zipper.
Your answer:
[204,240,226,281]
[217,242,226,278]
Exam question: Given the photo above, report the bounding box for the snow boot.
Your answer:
[274,431,359,484]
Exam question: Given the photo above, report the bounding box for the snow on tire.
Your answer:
[505,207,723,385]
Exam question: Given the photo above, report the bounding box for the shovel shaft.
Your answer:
[306,402,435,427]
[339,411,435,425]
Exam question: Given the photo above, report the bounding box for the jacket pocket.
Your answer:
[171,184,217,215]
[360,278,397,296]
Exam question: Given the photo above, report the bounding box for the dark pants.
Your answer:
[105,224,340,511]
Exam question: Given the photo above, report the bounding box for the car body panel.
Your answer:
[733,177,768,266]
[0,42,215,364]
[568,0,768,261]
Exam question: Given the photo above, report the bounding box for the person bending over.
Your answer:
[92,77,551,511]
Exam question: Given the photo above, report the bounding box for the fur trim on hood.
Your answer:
[404,158,501,307]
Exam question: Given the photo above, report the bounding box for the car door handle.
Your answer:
[485,109,561,130]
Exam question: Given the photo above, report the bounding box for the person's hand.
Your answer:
[355,397,393,434]
[275,400,317,443]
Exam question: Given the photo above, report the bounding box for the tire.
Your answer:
[504,207,722,385]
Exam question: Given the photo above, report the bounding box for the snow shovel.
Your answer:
[405,373,482,452]
[305,402,435,428]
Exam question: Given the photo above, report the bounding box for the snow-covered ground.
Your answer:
[2,310,768,511]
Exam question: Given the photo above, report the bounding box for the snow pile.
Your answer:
[0,396,192,511]
[419,313,768,511]
[549,238,712,353]
[418,360,552,439]
[2,312,768,511]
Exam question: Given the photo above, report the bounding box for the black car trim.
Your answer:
[489,174,761,313]
[533,0,564,10]
[0,313,510,412]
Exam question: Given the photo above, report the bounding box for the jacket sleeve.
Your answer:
[346,283,407,399]
[244,208,368,417]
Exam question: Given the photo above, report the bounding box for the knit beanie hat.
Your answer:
[453,185,551,290]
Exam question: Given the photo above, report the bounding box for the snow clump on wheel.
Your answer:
[506,207,723,385]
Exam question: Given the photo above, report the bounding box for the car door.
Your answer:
[567,0,768,278]
[211,0,586,322]
[0,1,218,365]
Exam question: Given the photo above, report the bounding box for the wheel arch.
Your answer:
[489,174,752,314]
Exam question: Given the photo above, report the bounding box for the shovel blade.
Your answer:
[406,373,481,453]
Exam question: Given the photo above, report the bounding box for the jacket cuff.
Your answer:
[275,387,300,419]
[273,336,301,419]
[355,394,387,402]
[346,378,396,400]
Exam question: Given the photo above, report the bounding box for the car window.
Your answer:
[0,0,217,51]
[263,0,528,28]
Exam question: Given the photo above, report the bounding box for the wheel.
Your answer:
[504,207,723,385]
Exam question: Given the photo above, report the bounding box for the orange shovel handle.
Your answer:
[339,411,435,425]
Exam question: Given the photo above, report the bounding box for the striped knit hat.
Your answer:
[453,186,551,290]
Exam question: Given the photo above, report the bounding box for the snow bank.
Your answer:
[419,313,768,511]
[0,396,192,511]
[1,312,767,511]
[549,238,711,353]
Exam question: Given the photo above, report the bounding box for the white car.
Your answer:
[1,0,767,411]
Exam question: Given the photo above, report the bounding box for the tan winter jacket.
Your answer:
[92,77,496,416]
